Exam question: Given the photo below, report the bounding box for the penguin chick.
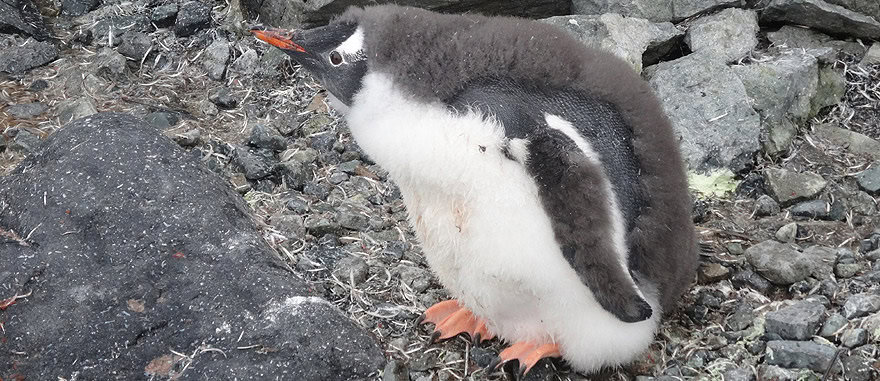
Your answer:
[252,5,697,375]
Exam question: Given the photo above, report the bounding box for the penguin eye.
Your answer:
[329,51,343,66]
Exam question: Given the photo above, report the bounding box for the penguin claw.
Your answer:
[486,342,561,377]
[420,299,495,344]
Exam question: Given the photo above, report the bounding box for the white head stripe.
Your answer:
[336,27,365,55]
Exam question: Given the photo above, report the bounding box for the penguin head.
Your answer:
[251,22,368,106]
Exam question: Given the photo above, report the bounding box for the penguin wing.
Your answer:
[447,79,653,323]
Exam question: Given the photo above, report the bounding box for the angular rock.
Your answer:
[840,328,867,348]
[151,3,178,28]
[542,13,683,72]
[722,368,755,381]
[247,0,568,31]
[756,365,813,381]
[174,1,212,37]
[761,0,880,40]
[332,256,369,285]
[745,240,813,285]
[0,38,57,74]
[0,0,49,40]
[61,0,98,16]
[843,293,880,319]
[303,181,329,200]
[572,0,740,22]
[813,66,847,114]
[648,54,760,172]
[92,15,153,47]
[686,8,759,63]
[733,48,822,151]
[775,222,799,243]
[756,194,781,216]
[248,124,286,151]
[231,48,259,75]
[394,264,432,293]
[819,312,848,338]
[855,164,880,194]
[117,31,152,61]
[209,87,238,109]
[790,200,832,219]
[767,25,866,60]
[202,39,230,80]
[95,47,128,78]
[58,97,98,124]
[7,127,41,153]
[697,262,730,283]
[802,246,837,280]
[234,146,275,180]
[5,102,47,119]
[841,353,877,381]
[0,113,384,379]
[814,124,880,161]
[765,340,837,372]
[765,301,826,340]
[172,129,201,147]
[726,302,756,331]
[861,43,880,66]
[764,168,827,206]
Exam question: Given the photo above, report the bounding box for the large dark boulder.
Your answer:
[0,113,384,380]
[241,0,571,29]
[0,0,49,40]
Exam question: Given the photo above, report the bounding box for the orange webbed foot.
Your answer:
[419,300,495,344]
[487,341,561,378]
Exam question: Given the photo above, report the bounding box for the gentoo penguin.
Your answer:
[252,5,697,375]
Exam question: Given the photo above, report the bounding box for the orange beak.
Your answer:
[250,26,306,53]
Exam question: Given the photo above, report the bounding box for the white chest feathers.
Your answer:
[343,72,660,373]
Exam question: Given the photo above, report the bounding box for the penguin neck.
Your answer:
[344,72,507,191]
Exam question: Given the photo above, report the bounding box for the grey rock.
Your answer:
[756,365,811,381]
[172,129,200,147]
[648,54,760,172]
[841,354,876,381]
[542,13,683,73]
[209,87,238,109]
[802,245,837,280]
[304,215,343,237]
[231,48,259,75]
[697,262,730,283]
[745,240,812,285]
[394,264,432,293]
[865,313,880,341]
[686,8,759,63]
[790,200,832,219]
[761,0,880,40]
[0,39,57,74]
[174,1,212,37]
[310,133,336,153]
[722,368,755,381]
[333,256,369,284]
[732,49,821,155]
[270,212,305,240]
[862,43,880,66]
[234,147,275,180]
[765,301,826,340]
[765,340,838,372]
[819,312,848,338]
[814,124,880,161]
[855,164,880,194]
[775,222,799,243]
[0,112,384,379]
[92,15,152,47]
[764,168,827,206]
[767,25,866,60]
[824,0,880,20]
[285,197,310,214]
[5,102,47,118]
[726,302,756,331]
[835,262,861,278]
[329,172,349,184]
[58,97,98,124]
[572,0,740,22]
[288,148,319,165]
[117,31,152,61]
[144,111,179,129]
[840,328,867,348]
[202,39,230,81]
[756,194,781,216]
[813,66,847,114]
[382,360,410,381]
[151,3,178,28]
[95,47,128,78]
[0,0,49,40]
[7,128,41,153]
[337,160,361,175]
[280,161,312,191]
[61,0,98,16]
[337,209,369,231]
[303,181,329,200]
[248,124,286,151]
[843,293,880,319]
[731,267,774,293]
[247,0,567,31]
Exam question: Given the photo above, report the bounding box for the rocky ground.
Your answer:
[2,0,880,380]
